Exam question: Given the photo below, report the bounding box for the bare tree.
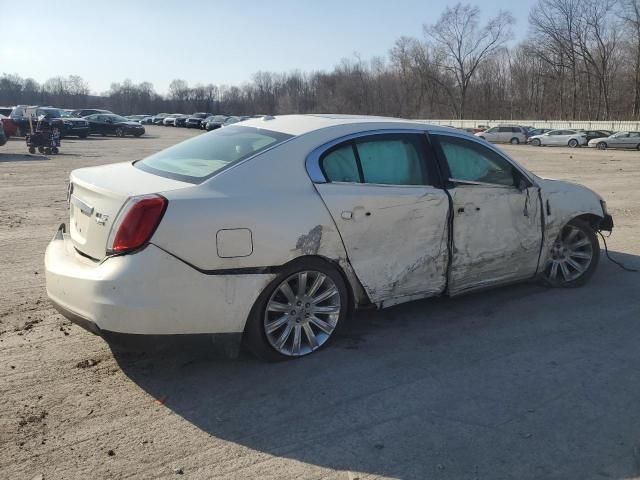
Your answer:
[425,3,514,118]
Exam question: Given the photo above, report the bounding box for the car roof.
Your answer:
[239,114,449,136]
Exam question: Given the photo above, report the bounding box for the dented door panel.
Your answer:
[315,183,450,304]
[448,185,542,294]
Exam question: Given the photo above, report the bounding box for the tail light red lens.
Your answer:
[107,194,167,254]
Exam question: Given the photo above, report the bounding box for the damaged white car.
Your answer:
[45,115,614,360]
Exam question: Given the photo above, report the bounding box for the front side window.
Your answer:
[434,135,516,187]
[135,125,292,183]
[320,134,429,186]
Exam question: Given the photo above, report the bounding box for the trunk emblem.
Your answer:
[95,213,109,226]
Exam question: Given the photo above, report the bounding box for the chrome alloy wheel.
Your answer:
[264,271,341,357]
[545,224,594,283]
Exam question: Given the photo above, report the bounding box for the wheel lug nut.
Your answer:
[305,303,310,308]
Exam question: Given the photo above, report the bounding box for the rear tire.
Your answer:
[542,219,600,288]
[568,139,578,148]
[510,137,520,145]
[244,258,348,361]
[28,146,36,154]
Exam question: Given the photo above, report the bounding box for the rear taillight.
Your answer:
[107,194,167,254]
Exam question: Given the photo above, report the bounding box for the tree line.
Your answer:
[2,0,640,120]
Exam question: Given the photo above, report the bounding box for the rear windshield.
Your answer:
[135,125,293,183]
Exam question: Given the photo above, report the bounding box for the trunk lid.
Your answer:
[69,161,192,260]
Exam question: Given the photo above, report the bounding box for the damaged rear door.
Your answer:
[313,132,449,305]
[430,133,542,294]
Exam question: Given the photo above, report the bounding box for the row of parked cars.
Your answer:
[0,106,145,138]
[126,113,263,131]
[463,124,640,150]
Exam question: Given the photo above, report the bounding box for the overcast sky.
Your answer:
[1,0,537,95]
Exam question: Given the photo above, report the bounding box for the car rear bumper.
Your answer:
[45,224,275,335]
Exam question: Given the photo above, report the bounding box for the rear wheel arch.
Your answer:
[275,254,369,315]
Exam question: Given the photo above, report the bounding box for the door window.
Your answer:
[322,144,360,183]
[320,134,429,186]
[434,135,517,187]
[355,136,426,185]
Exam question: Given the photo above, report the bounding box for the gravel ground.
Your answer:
[1,127,639,480]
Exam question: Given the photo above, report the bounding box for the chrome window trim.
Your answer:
[448,178,516,189]
[428,130,538,187]
[305,128,429,184]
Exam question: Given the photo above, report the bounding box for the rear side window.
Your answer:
[135,125,293,184]
[322,144,360,183]
[320,134,429,186]
[355,136,426,185]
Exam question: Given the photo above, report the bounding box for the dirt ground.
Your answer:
[1,127,639,480]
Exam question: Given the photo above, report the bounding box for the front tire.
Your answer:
[244,258,348,361]
[542,219,599,287]
[597,142,607,150]
[531,138,541,146]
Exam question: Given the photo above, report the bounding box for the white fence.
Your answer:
[420,119,640,131]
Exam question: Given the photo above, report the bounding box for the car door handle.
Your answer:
[341,211,353,220]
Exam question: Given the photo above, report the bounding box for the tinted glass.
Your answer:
[498,127,511,133]
[355,136,427,185]
[322,144,360,183]
[436,135,516,187]
[136,125,292,183]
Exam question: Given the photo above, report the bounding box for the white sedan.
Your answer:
[528,129,588,147]
[45,115,613,360]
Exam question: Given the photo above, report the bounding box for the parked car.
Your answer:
[10,106,90,138]
[0,119,6,146]
[125,115,151,123]
[70,109,112,118]
[140,116,154,125]
[162,114,182,126]
[185,112,212,129]
[474,125,528,144]
[582,130,612,143]
[173,114,191,127]
[85,114,145,137]
[526,128,552,138]
[45,115,613,360]
[587,131,640,150]
[222,116,251,126]
[152,113,170,125]
[0,106,13,116]
[528,129,587,147]
[0,113,17,137]
[203,115,229,131]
